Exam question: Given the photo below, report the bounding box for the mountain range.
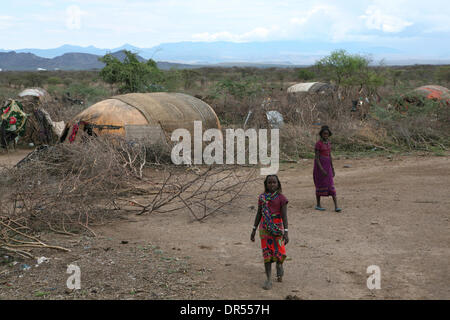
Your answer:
[0,50,198,71]
[1,41,449,71]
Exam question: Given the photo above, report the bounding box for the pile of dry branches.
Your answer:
[0,135,258,258]
[117,165,258,221]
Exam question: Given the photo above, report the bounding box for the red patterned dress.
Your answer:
[258,192,288,263]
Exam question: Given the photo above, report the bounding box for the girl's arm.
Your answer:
[250,204,262,242]
[281,203,289,244]
[330,153,335,176]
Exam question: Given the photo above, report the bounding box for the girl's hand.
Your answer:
[250,229,256,242]
[283,232,289,245]
[332,169,335,177]
[322,170,328,176]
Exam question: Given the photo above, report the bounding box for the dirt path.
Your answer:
[1,151,449,299]
[96,155,450,299]
[0,149,33,167]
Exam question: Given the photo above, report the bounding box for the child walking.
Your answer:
[313,125,342,212]
[250,175,289,290]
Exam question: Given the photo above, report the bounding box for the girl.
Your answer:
[313,125,342,212]
[250,175,289,290]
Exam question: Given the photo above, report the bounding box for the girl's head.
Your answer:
[319,125,332,139]
[264,175,282,193]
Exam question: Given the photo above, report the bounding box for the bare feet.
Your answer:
[276,263,284,282]
[263,279,273,290]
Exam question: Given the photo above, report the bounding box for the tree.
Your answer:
[215,77,262,100]
[315,49,385,97]
[24,72,46,87]
[435,66,450,86]
[391,70,403,87]
[99,50,164,93]
[180,69,200,89]
[297,69,315,81]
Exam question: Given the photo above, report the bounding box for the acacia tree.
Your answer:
[315,49,384,94]
[99,50,164,93]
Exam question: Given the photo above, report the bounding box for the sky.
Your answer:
[1,0,449,56]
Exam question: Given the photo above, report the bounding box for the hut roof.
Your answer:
[287,82,334,94]
[18,88,50,100]
[412,85,450,102]
[64,92,221,143]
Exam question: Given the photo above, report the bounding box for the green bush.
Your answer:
[298,69,315,81]
[99,51,165,93]
[47,76,62,85]
[66,83,109,105]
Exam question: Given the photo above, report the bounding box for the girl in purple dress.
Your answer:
[313,126,342,212]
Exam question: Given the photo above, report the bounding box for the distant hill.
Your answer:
[1,41,449,70]
[3,41,449,66]
[0,52,50,70]
[0,50,199,71]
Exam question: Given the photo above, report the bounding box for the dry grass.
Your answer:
[0,135,258,258]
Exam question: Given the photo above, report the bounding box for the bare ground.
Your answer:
[1,149,449,300]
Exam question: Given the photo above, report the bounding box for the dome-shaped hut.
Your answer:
[287,82,334,94]
[18,87,52,103]
[61,92,221,144]
[412,85,449,104]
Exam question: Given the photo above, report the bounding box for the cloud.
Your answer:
[66,5,85,30]
[360,6,413,33]
[192,27,272,42]
[0,16,14,30]
[290,5,334,25]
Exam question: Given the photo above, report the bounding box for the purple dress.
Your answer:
[313,140,336,197]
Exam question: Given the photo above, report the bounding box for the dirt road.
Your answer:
[1,151,449,299]
[96,154,450,299]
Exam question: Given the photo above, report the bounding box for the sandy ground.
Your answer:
[1,149,449,299]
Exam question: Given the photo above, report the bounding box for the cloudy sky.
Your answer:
[1,0,449,55]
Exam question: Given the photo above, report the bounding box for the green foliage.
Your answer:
[371,90,441,122]
[180,69,200,89]
[161,69,182,91]
[214,77,262,100]
[48,82,109,105]
[47,76,62,85]
[67,83,109,104]
[99,50,165,93]
[315,49,385,92]
[434,66,450,84]
[63,77,74,86]
[24,72,47,87]
[390,69,404,86]
[297,69,315,81]
[34,291,49,297]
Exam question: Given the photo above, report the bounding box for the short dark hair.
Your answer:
[319,125,332,137]
[264,175,282,193]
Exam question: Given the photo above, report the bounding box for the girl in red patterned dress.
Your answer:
[250,175,289,290]
[313,125,342,212]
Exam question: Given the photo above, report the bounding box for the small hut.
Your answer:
[18,87,52,104]
[17,87,64,145]
[287,82,334,94]
[412,85,449,105]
